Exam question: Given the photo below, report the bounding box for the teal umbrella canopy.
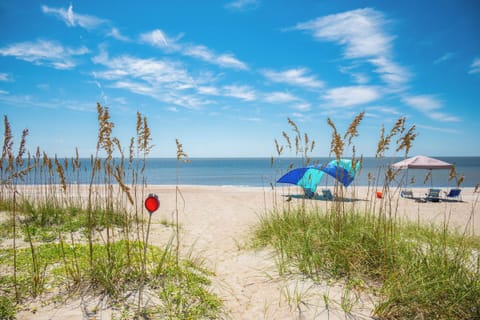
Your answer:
[277,159,360,192]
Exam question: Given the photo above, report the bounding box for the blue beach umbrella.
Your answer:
[321,159,360,187]
[277,166,325,192]
[277,159,360,192]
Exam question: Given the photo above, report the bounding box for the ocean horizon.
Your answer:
[8,156,480,188]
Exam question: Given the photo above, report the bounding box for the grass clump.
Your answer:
[0,240,222,318]
[254,206,480,319]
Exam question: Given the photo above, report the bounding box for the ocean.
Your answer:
[152,157,480,188]
[12,156,479,188]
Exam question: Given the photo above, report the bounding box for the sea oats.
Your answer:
[274,139,283,156]
[344,111,365,146]
[55,155,67,193]
[15,128,28,167]
[456,175,465,188]
[282,131,292,150]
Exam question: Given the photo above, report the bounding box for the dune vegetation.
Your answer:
[0,104,222,319]
[255,115,480,319]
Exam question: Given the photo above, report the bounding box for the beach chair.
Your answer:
[322,189,334,201]
[444,188,462,201]
[400,189,414,199]
[303,188,315,199]
[424,188,441,202]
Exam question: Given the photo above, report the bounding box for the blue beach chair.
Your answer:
[444,188,462,201]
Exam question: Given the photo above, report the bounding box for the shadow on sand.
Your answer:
[284,194,367,203]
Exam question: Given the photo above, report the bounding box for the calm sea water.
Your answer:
[152,157,480,188]
[14,157,480,188]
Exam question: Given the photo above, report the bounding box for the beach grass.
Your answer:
[253,207,480,319]
[256,114,480,319]
[0,107,223,319]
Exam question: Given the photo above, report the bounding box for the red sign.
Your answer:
[145,194,160,213]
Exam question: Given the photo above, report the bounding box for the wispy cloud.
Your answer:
[0,92,97,112]
[293,8,409,87]
[222,85,256,101]
[140,29,248,70]
[0,73,11,82]
[323,86,380,107]
[469,57,480,74]
[197,86,220,96]
[339,65,369,84]
[108,28,131,42]
[139,29,182,51]
[42,4,107,30]
[366,106,401,116]
[417,124,460,134]
[0,40,88,69]
[261,68,324,89]
[402,95,460,122]
[292,102,311,111]
[225,0,260,11]
[263,91,299,104]
[92,50,213,108]
[92,50,194,86]
[434,52,454,64]
[183,45,248,70]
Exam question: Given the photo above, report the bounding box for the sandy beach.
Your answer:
[11,185,479,319]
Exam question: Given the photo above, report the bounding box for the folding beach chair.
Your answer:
[444,188,462,201]
[424,188,441,202]
[400,190,414,199]
[303,187,315,199]
[322,189,334,201]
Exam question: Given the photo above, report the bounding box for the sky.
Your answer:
[0,0,479,158]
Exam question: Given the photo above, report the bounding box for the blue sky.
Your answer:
[1,1,479,158]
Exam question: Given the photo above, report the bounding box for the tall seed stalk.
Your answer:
[175,139,189,266]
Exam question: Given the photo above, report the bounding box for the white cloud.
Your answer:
[469,57,480,74]
[93,51,194,87]
[141,29,248,70]
[225,0,260,11]
[197,86,220,95]
[0,73,11,81]
[339,65,370,84]
[293,8,409,87]
[417,124,459,134]
[42,4,107,30]
[402,95,460,122]
[183,45,248,70]
[323,86,380,107]
[369,56,409,87]
[402,95,440,112]
[294,8,391,58]
[0,40,88,69]
[262,68,324,89]
[263,91,299,104]
[366,106,401,115]
[292,102,311,111]
[434,52,454,64]
[92,50,215,108]
[223,85,256,101]
[108,28,130,42]
[139,29,181,51]
[0,93,97,112]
